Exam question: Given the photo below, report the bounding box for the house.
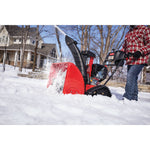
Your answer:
[0,25,58,69]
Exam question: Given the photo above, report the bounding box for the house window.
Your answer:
[19,39,21,42]
[31,54,34,61]
[14,38,17,42]
[51,48,56,58]
[2,36,5,42]
[18,52,20,61]
[6,37,8,42]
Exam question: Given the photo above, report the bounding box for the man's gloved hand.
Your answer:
[133,51,142,59]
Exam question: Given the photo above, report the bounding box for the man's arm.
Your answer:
[140,27,150,55]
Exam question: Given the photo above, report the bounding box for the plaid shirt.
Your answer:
[122,25,150,65]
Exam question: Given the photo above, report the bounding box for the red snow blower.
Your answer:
[47,27,125,97]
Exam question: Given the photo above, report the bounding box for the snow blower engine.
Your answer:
[47,35,125,97]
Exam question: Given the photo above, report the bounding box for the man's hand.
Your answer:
[133,51,142,59]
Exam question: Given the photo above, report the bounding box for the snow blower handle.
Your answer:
[102,51,125,86]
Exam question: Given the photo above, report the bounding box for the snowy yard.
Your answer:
[0,64,150,125]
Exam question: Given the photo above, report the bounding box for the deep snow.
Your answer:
[0,64,150,125]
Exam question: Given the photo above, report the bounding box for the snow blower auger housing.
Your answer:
[47,62,85,94]
[47,34,125,97]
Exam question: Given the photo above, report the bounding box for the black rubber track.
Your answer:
[85,85,112,97]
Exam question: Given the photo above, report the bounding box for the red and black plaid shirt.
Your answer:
[122,25,150,65]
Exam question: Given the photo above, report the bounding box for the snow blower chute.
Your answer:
[47,26,125,97]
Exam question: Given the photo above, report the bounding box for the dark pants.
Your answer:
[123,64,145,101]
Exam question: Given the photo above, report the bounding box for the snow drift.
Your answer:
[0,64,150,125]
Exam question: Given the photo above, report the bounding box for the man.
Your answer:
[122,25,150,101]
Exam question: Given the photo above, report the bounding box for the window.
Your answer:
[6,37,8,43]
[31,54,34,61]
[19,39,21,42]
[32,40,35,44]
[18,52,20,61]
[14,38,17,42]
[2,36,5,42]
[50,48,56,58]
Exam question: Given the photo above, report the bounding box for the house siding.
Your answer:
[0,27,9,46]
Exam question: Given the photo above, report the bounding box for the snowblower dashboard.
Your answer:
[106,52,115,65]
[104,51,125,66]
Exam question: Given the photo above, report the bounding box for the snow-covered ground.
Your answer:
[0,64,150,125]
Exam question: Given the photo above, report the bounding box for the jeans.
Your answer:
[123,64,145,101]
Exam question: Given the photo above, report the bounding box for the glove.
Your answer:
[133,51,142,59]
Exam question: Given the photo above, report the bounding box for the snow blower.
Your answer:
[47,26,125,97]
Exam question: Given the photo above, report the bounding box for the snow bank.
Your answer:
[0,64,150,125]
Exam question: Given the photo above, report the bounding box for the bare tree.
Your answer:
[87,26,92,51]
[3,44,7,72]
[19,25,30,72]
[82,25,88,51]
[32,25,39,72]
[63,25,127,65]
[2,33,9,72]
[92,25,127,64]
[76,25,92,52]
[41,25,127,66]
[2,46,7,72]
[79,25,84,51]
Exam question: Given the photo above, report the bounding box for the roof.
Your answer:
[38,43,56,55]
[4,25,37,37]
[0,44,35,50]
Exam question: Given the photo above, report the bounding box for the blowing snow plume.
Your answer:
[47,63,67,94]
[47,62,86,95]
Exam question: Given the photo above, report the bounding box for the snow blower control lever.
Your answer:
[47,27,125,97]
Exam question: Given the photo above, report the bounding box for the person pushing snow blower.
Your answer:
[121,25,150,101]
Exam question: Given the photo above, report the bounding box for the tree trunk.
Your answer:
[88,26,91,51]
[3,46,7,72]
[104,25,112,57]
[19,25,30,72]
[32,25,39,72]
[80,25,84,52]
[97,25,105,64]
[83,25,88,51]
[77,25,91,52]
